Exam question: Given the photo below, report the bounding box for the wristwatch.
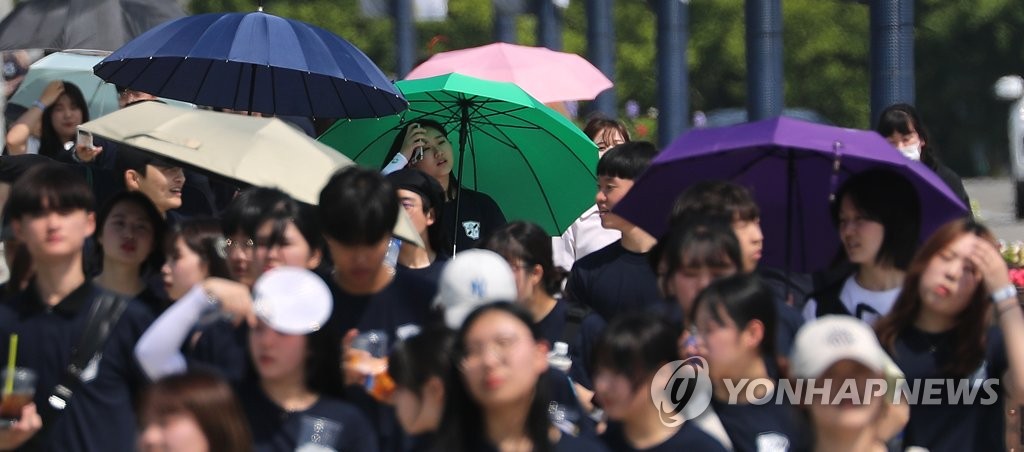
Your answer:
[990,284,1018,304]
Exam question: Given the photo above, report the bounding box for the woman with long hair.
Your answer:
[874,218,1024,451]
[6,80,89,158]
[803,169,921,325]
[138,371,253,452]
[93,191,167,314]
[381,118,506,252]
[437,302,607,452]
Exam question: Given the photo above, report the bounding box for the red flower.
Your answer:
[1010,268,1024,288]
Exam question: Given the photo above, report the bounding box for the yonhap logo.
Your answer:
[650,356,713,427]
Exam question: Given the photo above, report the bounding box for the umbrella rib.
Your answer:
[469,103,562,231]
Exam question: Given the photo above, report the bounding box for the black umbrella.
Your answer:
[0,0,185,51]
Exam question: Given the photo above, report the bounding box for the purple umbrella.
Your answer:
[614,117,968,273]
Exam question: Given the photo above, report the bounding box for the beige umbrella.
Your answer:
[79,101,424,247]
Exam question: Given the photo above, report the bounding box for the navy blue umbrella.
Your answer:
[93,8,407,119]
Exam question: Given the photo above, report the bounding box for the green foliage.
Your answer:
[189,0,1024,174]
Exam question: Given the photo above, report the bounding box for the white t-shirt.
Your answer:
[551,204,621,271]
[802,274,901,326]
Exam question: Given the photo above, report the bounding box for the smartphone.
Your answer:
[76,128,93,149]
[410,146,424,164]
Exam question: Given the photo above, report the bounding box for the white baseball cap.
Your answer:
[790,315,888,379]
[432,249,518,329]
[252,267,333,335]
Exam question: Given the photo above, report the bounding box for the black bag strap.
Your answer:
[559,300,592,346]
[44,293,129,417]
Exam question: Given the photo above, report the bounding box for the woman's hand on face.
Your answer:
[202,277,256,327]
[38,80,64,107]
[400,123,428,163]
[970,238,1012,295]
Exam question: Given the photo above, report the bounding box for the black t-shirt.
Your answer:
[569,312,608,390]
[891,326,1007,452]
[238,382,379,452]
[328,270,439,345]
[396,256,448,294]
[469,429,611,452]
[565,240,663,321]
[442,188,506,252]
[600,421,728,452]
[536,298,569,346]
[186,319,251,382]
[328,272,439,452]
[710,395,807,452]
[0,280,153,452]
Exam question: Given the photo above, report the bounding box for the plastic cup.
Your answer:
[0,368,35,423]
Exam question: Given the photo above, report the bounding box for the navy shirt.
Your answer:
[569,312,608,390]
[442,188,506,252]
[710,395,807,452]
[565,240,663,321]
[536,298,569,346]
[329,270,439,346]
[891,326,1008,452]
[328,272,438,452]
[0,280,153,452]
[186,319,250,382]
[396,256,448,294]
[470,429,610,452]
[239,382,379,452]
[601,421,728,452]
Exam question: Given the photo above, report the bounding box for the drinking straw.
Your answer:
[4,334,17,395]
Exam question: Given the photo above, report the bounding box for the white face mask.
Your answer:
[898,143,921,161]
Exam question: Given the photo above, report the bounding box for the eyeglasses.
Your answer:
[460,335,523,370]
[224,237,255,251]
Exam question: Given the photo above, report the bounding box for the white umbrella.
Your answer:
[79,101,424,247]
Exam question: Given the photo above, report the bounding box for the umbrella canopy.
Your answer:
[318,73,598,237]
[614,117,968,273]
[93,10,406,119]
[9,50,118,118]
[405,43,613,103]
[79,102,423,247]
[0,0,185,51]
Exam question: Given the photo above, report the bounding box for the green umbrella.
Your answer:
[318,73,598,237]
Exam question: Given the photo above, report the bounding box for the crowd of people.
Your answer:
[0,76,1014,452]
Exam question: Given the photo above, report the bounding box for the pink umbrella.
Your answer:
[404,42,613,103]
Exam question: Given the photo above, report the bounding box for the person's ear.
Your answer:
[528,264,543,287]
[425,207,436,227]
[306,248,323,270]
[124,169,142,191]
[534,340,550,372]
[84,211,96,238]
[741,319,765,350]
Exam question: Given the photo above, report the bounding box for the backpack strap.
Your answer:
[45,293,129,416]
